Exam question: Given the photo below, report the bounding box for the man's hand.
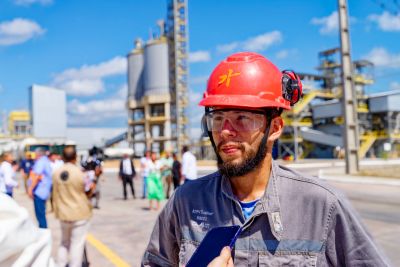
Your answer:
[28,187,33,199]
[207,247,234,267]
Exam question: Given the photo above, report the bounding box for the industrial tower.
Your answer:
[127,0,189,156]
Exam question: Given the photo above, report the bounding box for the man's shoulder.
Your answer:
[59,163,82,174]
[176,171,220,195]
[275,163,340,200]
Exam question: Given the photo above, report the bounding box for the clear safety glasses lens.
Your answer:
[206,110,265,132]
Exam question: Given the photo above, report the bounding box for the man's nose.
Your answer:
[220,118,237,137]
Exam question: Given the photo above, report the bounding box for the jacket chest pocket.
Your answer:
[258,252,317,267]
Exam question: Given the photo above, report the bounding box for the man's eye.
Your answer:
[237,115,251,121]
[213,115,224,121]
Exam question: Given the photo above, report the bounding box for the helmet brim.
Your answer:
[198,94,290,110]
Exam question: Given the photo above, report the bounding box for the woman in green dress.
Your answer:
[147,152,165,210]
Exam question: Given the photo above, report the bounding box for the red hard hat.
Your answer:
[199,52,291,110]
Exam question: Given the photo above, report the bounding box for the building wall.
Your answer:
[30,84,67,139]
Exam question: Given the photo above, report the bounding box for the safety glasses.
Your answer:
[205,109,266,132]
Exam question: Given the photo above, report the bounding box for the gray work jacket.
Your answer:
[142,161,390,266]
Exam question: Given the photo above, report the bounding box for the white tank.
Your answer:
[143,37,169,96]
[127,39,144,101]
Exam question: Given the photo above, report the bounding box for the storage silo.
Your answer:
[143,37,169,96]
[127,39,144,101]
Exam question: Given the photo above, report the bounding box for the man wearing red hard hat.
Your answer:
[142,52,389,266]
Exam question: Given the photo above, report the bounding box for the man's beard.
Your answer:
[216,139,268,179]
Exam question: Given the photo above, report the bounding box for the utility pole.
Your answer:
[338,0,360,174]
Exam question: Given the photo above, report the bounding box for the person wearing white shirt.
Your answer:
[181,146,197,183]
[140,151,151,199]
[118,154,136,200]
[0,152,18,197]
[49,153,64,173]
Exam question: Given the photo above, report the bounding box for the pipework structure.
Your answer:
[278,46,400,161]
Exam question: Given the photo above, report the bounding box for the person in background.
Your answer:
[160,151,173,198]
[171,152,182,190]
[140,151,151,199]
[0,152,18,197]
[52,146,95,267]
[19,151,34,193]
[181,145,197,183]
[49,152,64,173]
[0,193,55,266]
[147,152,164,211]
[81,148,103,209]
[118,153,136,200]
[48,152,64,212]
[28,147,52,228]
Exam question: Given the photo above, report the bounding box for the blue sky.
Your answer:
[0,0,399,139]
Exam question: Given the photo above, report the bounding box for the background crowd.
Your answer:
[0,145,197,266]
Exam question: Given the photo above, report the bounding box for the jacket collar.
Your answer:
[220,160,284,241]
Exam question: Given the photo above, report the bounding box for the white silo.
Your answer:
[143,36,169,96]
[127,39,144,101]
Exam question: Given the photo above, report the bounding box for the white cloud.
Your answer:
[13,0,52,6]
[58,79,105,96]
[185,89,205,141]
[275,49,298,60]
[390,81,400,90]
[189,91,203,104]
[216,31,282,53]
[52,56,127,96]
[217,42,239,53]
[311,11,338,35]
[0,18,45,46]
[67,84,127,125]
[364,47,400,68]
[276,50,289,59]
[242,31,282,51]
[368,12,400,31]
[117,84,128,98]
[53,56,126,81]
[189,50,211,63]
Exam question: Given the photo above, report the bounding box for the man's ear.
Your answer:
[268,116,284,142]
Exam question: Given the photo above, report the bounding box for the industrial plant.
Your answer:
[125,0,400,160]
[0,0,399,161]
[280,48,400,160]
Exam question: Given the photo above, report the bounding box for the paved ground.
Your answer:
[14,172,161,267]
[12,163,400,266]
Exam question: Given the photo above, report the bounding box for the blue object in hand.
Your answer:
[186,225,242,267]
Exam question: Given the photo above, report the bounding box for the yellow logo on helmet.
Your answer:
[218,69,240,87]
